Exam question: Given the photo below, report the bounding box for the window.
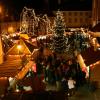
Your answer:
[74,12,77,16]
[85,18,87,22]
[80,12,83,16]
[80,18,83,23]
[85,12,88,16]
[85,12,89,16]
[68,18,72,23]
[68,12,72,16]
[74,18,78,22]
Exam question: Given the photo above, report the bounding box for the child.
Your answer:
[68,77,76,96]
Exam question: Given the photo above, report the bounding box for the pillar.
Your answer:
[0,36,3,64]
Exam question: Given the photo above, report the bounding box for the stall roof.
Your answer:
[0,60,22,77]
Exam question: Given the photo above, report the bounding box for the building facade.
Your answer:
[63,11,92,28]
[0,22,20,34]
[92,0,100,27]
[0,10,92,34]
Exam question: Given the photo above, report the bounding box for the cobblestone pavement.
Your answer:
[68,84,100,100]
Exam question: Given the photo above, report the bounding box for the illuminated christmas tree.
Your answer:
[50,11,69,53]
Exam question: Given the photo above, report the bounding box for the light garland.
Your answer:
[20,7,38,35]
[41,14,52,34]
[20,7,52,36]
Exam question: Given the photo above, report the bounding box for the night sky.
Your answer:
[0,0,92,21]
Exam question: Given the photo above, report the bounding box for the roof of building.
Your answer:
[6,39,36,55]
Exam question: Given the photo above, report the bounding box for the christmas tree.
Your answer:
[50,11,68,54]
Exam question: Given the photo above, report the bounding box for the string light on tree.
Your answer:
[50,10,69,54]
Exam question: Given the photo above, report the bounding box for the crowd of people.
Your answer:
[33,48,87,96]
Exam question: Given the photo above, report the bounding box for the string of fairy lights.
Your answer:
[20,7,51,36]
